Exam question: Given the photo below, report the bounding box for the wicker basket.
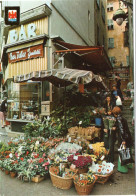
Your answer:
[77,167,88,174]
[95,171,113,184]
[49,167,73,190]
[74,179,96,195]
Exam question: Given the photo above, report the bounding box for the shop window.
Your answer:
[101,3,105,22]
[124,31,129,47]
[126,56,129,66]
[108,38,114,49]
[107,3,114,11]
[42,81,50,101]
[7,80,41,120]
[107,19,114,30]
[109,56,115,67]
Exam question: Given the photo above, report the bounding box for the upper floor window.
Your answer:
[109,56,116,67]
[102,3,105,22]
[126,56,129,66]
[107,3,114,11]
[107,19,114,30]
[124,31,129,47]
[108,38,114,48]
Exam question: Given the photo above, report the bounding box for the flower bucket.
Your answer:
[74,176,96,195]
[10,171,17,178]
[32,175,45,183]
[95,171,113,184]
[77,167,88,174]
[95,118,102,127]
[49,166,73,190]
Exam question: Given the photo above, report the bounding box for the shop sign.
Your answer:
[8,44,43,63]
[9,23,36,43]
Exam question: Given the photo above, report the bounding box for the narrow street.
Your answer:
[0,127,135,196]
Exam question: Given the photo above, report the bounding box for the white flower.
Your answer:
[9,153,13,158]
[35,141,39,145]
[79,121,82,125]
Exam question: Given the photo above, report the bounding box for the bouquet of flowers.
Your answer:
[90,142,109,160]
[108,117,116,130]
[67,155,92,169]
[103,117,109,130]
[89,161,114,175]
[73,172,95,186]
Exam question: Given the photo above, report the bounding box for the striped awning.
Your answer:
[13,68,108,90]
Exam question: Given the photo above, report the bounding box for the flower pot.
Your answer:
[74,181,95,195]
[32,175,45,183]
[23,176,30,182]
[10,171,17,178]
[0,167,4,171]
[77,167,88,174]
[5,170,10,175]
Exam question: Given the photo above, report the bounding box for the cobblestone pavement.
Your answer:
[0,128,135,196]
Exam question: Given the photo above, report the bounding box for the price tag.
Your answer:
[100,155,105,160]
[89,144,93,149]
[68,137,71,143]
[74,156,78,160]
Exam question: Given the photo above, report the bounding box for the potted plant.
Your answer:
[67,155,92,174]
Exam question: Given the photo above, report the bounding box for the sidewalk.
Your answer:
[0,127,135,196]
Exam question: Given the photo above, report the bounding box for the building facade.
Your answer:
[1,0,110,131]
[107,0,130,91]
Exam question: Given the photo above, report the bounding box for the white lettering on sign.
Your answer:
[9,23,36,43]
[27,23,36,38]
[10,30,18,43]
[16,51,26,59]
[27,48,41,58]
[8,44,43,63]
[19,25,27,41]
[9,53,16,60]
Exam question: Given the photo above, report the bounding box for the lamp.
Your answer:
[113,8,127,26]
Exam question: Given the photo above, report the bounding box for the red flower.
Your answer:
[26,151,29,155]
[39,158,44,163]
[20,157,24,161]
[6,155,10,158]
[34,154,39,158]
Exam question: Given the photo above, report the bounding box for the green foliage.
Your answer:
[0,142,11,153]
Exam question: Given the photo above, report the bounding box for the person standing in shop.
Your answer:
[0,97,7,128]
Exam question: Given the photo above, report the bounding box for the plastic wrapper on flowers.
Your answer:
[89,161,114,175]
[48,142,82,155]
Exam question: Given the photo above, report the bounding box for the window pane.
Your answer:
[42,81,50,101]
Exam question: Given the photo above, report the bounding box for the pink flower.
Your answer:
[45,166,48,170]
[42,153,46,157]
[42,162,49,167]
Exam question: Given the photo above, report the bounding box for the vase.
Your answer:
[10,171,17,178]
[5,170,10,175]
